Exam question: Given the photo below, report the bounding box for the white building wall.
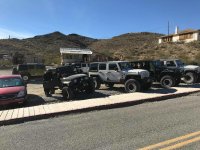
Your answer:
[172,35,179,42]
[193,32,199,40]
[158,39,162,44]
[184,33,198,43]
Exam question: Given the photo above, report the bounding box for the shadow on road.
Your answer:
[178,83,200,88]
[145,88,177,94]
[25,94,46,106]
[74,91,110,100]
[0,94,46,111]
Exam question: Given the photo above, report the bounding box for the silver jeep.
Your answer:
[89,61,152,92]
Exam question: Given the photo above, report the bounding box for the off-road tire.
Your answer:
[160,75,175,88]
[62,87,74,100]
[183,72,197,84]
[125,79,141,93]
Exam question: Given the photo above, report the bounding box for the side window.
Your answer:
[36,64,45,69]
[99,63,106,70]
[81,63,86,67]
[109,63,118,71]
[28,65,35,70]
[18,65,28,71]
[166,61,176,67]
[89,63,98,72]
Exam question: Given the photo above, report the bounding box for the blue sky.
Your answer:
[0,0,200,39]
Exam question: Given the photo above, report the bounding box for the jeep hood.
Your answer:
[126,69,149,73]
[123,69,150,78]
[183,65,200,70]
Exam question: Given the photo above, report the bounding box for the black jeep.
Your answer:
[160,59,200,84]
[130,60,182,88]
[43,65,94,100]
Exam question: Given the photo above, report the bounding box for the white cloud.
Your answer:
[0,27,34,39]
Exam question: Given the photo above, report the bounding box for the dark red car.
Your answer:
[0,75,27,106]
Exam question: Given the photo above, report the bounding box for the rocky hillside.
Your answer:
[0,32,97,64]
[89,32,200,64]
[0,31,200,65]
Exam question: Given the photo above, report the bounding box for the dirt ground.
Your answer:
[1,69,200,111]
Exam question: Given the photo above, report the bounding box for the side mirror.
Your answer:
[12,67,18,74]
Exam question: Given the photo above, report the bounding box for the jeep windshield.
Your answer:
[0,78,24,88]
[175,60,184,67]
[118,62,133,70]
[153,60,162,67]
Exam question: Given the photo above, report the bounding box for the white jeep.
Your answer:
[89,61,152,92]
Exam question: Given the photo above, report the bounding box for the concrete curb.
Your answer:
[0,89,199,126]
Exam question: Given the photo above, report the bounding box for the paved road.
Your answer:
[0,92,200,150]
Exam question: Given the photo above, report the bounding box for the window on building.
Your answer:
[179,33,193,40]
[162,36,173,42]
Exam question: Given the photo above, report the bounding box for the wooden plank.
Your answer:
[43,105,52,114]
[0,110,8,121]
[23,108,29,117]
[48,104,61,113]
[28,107,35,116]
[11,109,19,119]
[17,108,24,118]
[38,105,45,115]
[5,109,14,120]
[34,106,40,116]
[0,111,3,118]
[43,105,50,114]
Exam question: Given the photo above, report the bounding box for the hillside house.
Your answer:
[60,48,93,65]
[159,27,200,44]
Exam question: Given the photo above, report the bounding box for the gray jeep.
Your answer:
[89,61,152,92]
[160,59,200,84]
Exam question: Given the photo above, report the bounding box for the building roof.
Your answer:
[160,29,200,38]
[60,48,93,55]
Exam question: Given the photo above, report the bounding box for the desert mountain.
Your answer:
[0,31,200,64]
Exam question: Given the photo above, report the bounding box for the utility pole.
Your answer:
[168,21,170,35]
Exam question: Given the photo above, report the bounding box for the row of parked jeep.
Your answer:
[1,59,199,107]
[40,59,200,100]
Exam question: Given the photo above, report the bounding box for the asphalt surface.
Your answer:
[0,92,200,150]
